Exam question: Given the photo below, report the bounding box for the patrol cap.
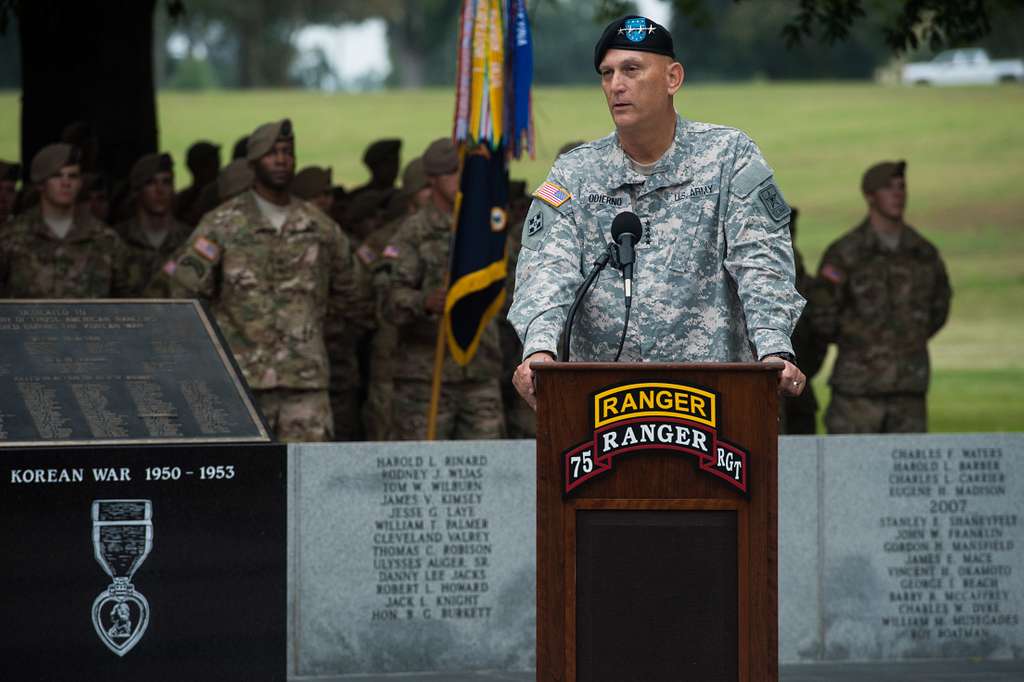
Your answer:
[186,141,221,170]
[246,119,294,161]
[292,166,333,199]
[218,159,254,200]
[0,160,20,183]
[861,160,906,193]
[594,15,676,73]
[400,157,428,195]
[129,152,174,190]
[363,138,401,167]
[422,138,459,177]
[30,143,81,183]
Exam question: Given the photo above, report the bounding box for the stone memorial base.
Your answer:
[287,434,1023,679]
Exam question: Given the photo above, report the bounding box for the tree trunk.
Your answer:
[18,0,158,184]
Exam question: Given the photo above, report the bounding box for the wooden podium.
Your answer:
[534,362,779,682]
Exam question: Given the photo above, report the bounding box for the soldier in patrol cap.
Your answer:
[810,160,951,433]
[116,152,191,296]
[0,160,19,226]
[162,119,374,442]
[348,138,401,204]
[510,15,806,409]
[385,138,505,440]
[292,166,334,214]
[1,143,130,298]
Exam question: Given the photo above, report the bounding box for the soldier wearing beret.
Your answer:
[359,156,432,440]
[292,166,334,214]
[115,152,192,297]
[162,119,374,442]
[0,160,19,227]
[385,138,505,440]
[810,161,951,433]
[510,16,806,408]
[348,138,401,206]
[175,141,221,227]
[0,143,130,298]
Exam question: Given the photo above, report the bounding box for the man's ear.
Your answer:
[667,61,684,95]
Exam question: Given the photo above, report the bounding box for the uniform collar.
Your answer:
[244,189,311,234]
[606,115,694,194]
[30,206,105,243]
[857,218,927,255]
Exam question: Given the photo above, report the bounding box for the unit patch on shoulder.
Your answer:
[526,211,544,237]
[757,184,790,223]
[532,181,571,209]
[193,236,221,262]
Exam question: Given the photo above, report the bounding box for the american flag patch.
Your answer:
[193,236,220,262]
[820,263,844,285]
[382,244,400,259]
[356,244,377,265]
[532,181,571,208]
[162,260,177,276]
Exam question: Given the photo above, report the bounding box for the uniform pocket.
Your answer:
[669,196,719,278]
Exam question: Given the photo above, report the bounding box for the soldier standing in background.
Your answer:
[292,166,335,214]
[360,156,431,440]
[0,143,129,298]
[162,119,373,442]
[0,160,19,226]
[348,139,401,205]
[175,141,221,227]
[386,138,505,440]
[811,161,952,433]
[116,153,191,297]
[781,208,828,434]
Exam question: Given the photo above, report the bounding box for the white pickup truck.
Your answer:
[902,48,1024,85]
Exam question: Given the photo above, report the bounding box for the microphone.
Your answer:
[610,212,643,303]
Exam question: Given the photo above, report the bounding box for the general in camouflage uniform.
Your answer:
[115,152,192,297]
[163,119,373,442]
[1,143,130,298]
[510,16,805,408]
[358,156,431,440]
[386,139,505,440]
[810,161,951,433]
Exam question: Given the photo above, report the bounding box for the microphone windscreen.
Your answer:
[610,211,643,243]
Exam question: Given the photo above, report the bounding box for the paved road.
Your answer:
[291,660,1024,682]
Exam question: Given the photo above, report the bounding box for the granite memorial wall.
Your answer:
[287,433,1023,678]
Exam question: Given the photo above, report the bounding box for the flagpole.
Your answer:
[425,306,447,441]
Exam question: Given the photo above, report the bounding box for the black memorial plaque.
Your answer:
[0,443,286,681]
[0,300,269,447]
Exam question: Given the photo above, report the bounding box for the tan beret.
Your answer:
[292,166,333,199]
[130,152,174,190]
[422,138,459,177]
[363,138,401,167]
[31,143,80,183]
[862,160,906,194]
[218,159,254,200]
[400,157,428,195]
[246,118,294,161]
[0,159,20,183]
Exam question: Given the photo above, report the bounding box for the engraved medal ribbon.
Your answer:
[91,499,153,656]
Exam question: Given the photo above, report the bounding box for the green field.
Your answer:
[1,83,1022,432]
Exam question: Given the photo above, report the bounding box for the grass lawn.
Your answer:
[1,83,1022,432]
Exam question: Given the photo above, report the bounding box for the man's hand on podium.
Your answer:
[513,351,555,411]
[764,354,807,397]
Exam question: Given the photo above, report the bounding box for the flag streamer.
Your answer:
[443,0,535,369]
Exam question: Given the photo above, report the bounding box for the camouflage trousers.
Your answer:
[330,388,362,441]
[363,323,398,441]
[392,378,505,441]
[825,392,926,434]
[254,388,333,443]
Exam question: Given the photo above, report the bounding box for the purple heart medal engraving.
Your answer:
[91,500,153,656]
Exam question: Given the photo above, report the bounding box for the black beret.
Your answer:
[0,160,20,183]
[594,15,676,73]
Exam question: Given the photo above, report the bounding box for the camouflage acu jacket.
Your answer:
[810,220,951,395]
[164,190,373,391]
[0,206,130,298]
[385,203,502,382]
[509,116,803,362]
[115,216,192,297]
